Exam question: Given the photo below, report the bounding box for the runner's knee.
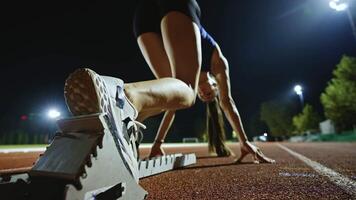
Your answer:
[175,80,196,109]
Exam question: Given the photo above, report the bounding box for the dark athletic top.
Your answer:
[200,26,217,72]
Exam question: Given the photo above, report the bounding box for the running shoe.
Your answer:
[64,68,143,182]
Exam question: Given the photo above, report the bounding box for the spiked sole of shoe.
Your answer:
[64,68,110,116]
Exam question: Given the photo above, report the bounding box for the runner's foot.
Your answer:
[64,68,143,181]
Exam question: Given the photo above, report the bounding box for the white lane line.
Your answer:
[0,147,46,153]
[277,143,356,197]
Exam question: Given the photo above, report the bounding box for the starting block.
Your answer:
[0,113,196,200]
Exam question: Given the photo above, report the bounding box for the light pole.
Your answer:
[294,85,304,108]
[329,0,356,43]
[46,108,61,143]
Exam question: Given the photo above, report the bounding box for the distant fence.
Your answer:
[182,137,199,143]
[0,131,50,145]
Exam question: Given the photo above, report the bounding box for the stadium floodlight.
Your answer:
[294,85,303,96]
[329,0,348,12]
[294,84,304,108]
[47,109,61,119]
[328,0,356,43]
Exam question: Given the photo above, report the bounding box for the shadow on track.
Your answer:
[176,159,262,171]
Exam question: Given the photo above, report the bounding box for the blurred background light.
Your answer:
[294,85,303,95]
[47,109,61,119]
[329,0,348,12]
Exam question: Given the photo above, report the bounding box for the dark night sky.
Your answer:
[0,0,355,141]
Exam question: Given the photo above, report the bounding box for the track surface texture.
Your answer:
[1,142,356,200]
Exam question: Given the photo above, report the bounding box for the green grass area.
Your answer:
[0,144,48,149]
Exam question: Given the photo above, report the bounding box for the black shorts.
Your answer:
[133,0,201,38]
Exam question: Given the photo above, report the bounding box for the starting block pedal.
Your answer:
[33,113,147,200]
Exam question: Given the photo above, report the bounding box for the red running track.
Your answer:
[1,142,356,199]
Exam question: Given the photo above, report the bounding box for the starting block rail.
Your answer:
[139,153,196,179]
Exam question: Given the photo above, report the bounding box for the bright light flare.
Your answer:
[263,133,268,137]
[47,109,61,119]
[329,0,348,12]
[294,85,303,95]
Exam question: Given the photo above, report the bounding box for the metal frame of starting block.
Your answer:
[0,113,196,200]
